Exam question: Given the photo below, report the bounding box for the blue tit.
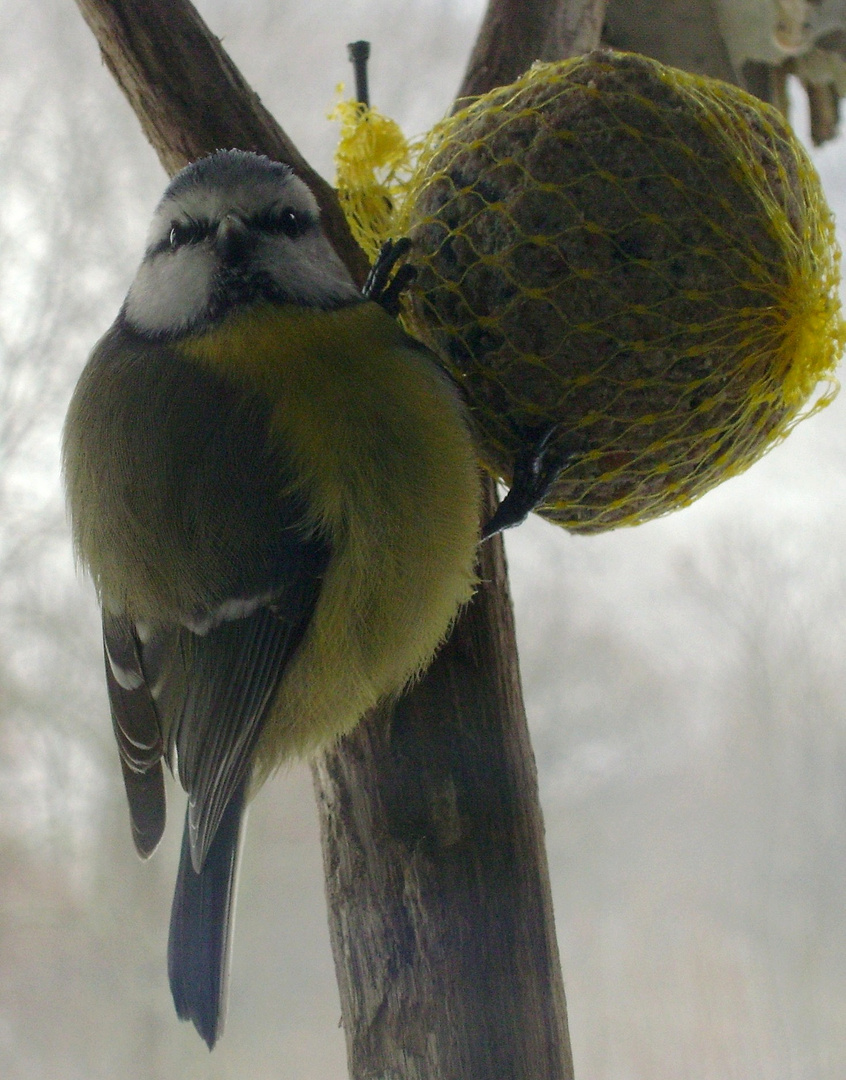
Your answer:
[62,150,481,1048]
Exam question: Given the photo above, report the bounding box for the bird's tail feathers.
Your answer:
[167,775,248,1049]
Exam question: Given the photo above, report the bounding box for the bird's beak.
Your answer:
[215,213,254,265]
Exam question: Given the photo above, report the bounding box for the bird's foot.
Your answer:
[363,237,417,318]
[482,425,582,540]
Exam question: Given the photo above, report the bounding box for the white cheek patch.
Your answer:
[124,248,215,336]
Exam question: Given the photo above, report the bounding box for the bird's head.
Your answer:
[123,150,360,339]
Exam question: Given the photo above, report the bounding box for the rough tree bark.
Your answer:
[71,1,597,1077]
[602,0,735,82]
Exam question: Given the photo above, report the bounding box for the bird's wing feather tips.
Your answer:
[163,572,324,1047]
[116,756,166,860]
[168,773,248,1050]
[103,614,166,859]
[171,589,321,874]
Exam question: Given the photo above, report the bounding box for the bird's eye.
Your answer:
[278,208,305,237]
[254,207,310,239]
[168,220,210,249]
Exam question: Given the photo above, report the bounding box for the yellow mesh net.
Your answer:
[330,94,422,263]
[333,51,845,533]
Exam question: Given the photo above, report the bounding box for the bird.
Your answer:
[62,149,482,1048]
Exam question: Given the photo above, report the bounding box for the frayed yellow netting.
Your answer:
[333,51,845,533]
[330,94,422,263]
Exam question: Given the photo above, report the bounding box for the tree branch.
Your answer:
[601,0,735,83]
[459,0,608,99]
[315,486,573,1079]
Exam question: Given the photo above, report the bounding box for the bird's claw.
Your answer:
[482,424,581,540]
[363,237,417,318]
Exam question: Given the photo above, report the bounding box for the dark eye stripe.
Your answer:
[153,206,316,257]
[251,207,314,238]
[168,219,212,249]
